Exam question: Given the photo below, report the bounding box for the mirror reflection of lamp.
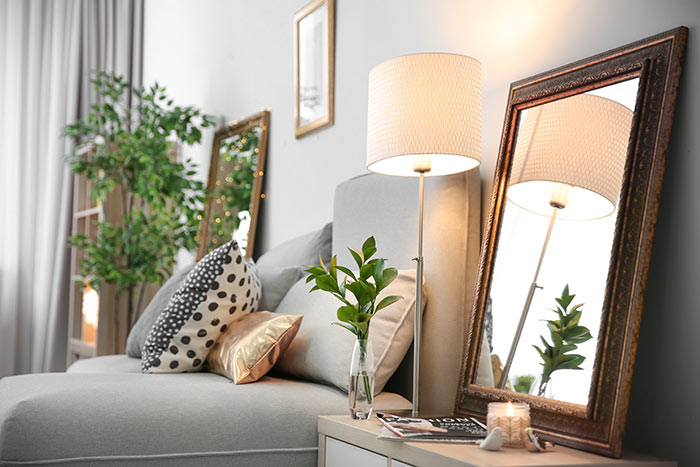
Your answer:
[81,281,99,345]
[498,94,633,389]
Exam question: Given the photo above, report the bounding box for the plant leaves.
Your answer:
[376,295,402,312]
[361,236,376,260]
[348,248,363,270]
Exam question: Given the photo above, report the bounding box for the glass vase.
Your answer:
[349,339,375,420]
[529,375,554,398]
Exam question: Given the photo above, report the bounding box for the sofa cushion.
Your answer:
[141,240,261,373]
[125,263,195,358]
[258,265,304,311]
[205,311,302,384]
[0,357,410,466]
[274,269,423,395]
[68,354,142,373]
[256,222,332,269]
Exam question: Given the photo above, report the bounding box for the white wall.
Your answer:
[143,0,700,463]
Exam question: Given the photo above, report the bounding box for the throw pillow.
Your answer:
[273,269,423,395]
[256,222,332,268]
[205,311,302,384]
[125,263,195,358]
[258,265,304,311]
[141,240,261,373]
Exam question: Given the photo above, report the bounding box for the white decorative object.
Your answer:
[486,402,530,448]
[480,427,503,451]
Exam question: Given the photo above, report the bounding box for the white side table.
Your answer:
[317,415,675,467]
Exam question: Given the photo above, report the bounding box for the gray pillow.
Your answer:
[256,222,332,269]
[125,263,195,358]
[273,270,423,395]
[258,265,304,312]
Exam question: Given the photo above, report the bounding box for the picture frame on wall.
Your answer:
[294,0,335,138]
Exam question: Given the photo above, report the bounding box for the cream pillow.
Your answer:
[205,311,302,384]
[273,270,423,395]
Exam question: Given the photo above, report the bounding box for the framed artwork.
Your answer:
[294,0,335,138]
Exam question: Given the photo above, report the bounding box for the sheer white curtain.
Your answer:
[0,0,142,377]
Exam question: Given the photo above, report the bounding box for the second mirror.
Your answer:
[197,110,270,260]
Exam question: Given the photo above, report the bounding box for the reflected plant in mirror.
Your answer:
[206,126,261,252]
[197,111,270,261]
[531,285,592,398]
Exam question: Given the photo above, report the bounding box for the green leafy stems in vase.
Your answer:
[532,285,593,398]
[305,236,402,418]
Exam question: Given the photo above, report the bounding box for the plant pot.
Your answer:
[349,339,375,420]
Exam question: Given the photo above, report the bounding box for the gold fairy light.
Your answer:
[196,215,202,220]
[215,218,221,223]
[216,198,222,204]
[225,211,231,216]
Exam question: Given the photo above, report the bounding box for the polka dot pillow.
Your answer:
[141,240,261,373]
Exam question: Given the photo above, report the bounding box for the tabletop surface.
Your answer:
[317,415,676,467]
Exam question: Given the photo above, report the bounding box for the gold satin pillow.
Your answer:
[205,311,302,384]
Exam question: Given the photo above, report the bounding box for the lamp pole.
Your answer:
[498,207,559,389]
[412,170,426,416]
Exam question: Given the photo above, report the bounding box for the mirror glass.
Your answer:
[479,78,639,406]
[198,115,267,260]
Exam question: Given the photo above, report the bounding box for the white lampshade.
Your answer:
[366,53,482,177]
[508,94,633,220]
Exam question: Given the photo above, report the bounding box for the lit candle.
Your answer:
[81,282,99,345]
[486,401,530,448]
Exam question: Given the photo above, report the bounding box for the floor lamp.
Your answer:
[497,94,633,389]
[365,53,483,415]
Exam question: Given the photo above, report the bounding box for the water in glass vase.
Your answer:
[349,339,375,420]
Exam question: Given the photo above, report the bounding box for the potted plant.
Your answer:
[63,72,215,351]
[305,236,402,419]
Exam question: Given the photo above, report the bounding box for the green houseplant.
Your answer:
[532,285,593,397]
[305,236,402,419]
[63,72,215,347]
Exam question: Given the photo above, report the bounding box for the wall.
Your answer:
[143,0,699,463]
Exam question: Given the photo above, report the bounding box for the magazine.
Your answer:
[376,413,487,443]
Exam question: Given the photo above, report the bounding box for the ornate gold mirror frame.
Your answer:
[197,110,270,261]
[456,28,687,457]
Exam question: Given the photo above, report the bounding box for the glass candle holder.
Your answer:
[486,402,530,448]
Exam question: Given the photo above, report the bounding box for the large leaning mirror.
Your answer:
[197,110,270,260]
[457,28,687,457]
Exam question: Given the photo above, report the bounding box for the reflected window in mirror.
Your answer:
[482,79,638,406]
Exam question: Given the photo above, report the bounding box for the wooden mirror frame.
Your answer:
[197,110,270,261]
[456,27,687,457]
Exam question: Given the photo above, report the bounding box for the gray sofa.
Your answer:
[0,172,483,466]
